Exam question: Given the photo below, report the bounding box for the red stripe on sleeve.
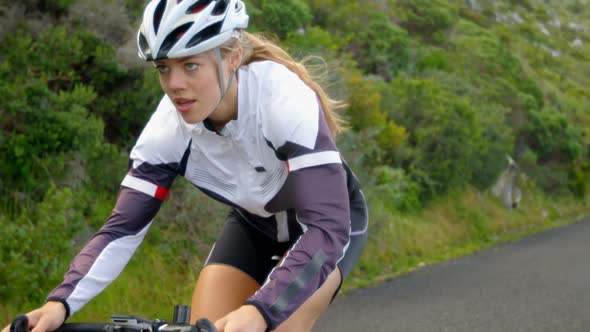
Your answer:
[154,186,169,201]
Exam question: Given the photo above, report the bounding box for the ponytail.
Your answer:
[221,32,348,136]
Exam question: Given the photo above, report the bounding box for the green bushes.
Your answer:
[519,108,587,195]
[23,0,76,16]
[0,26,161,205]
[0,29,106,201]
[371,166,421,213]
[0,187,82,303]
[0,23,161,307]
[396,0,457,42]
[415,48,449,72]
[382,77,513,198]
[355,14,410,80]
[524,108,585,163]
[248,0,313,38]
[322,3,410,79]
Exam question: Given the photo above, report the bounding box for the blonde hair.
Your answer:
[221,32,347,136]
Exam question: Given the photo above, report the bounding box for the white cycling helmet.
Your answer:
[137,0,249,61]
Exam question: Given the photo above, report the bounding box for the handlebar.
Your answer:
[55,324,117,332]
[9,306,216,332]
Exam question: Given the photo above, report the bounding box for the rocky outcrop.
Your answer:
[492,156,522,210]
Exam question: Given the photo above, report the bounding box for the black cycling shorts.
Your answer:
[204,188,369,288]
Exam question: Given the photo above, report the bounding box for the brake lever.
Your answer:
[10,315,29,332]
[195,319,216,332]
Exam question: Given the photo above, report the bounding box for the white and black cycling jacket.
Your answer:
[47,60,362,329]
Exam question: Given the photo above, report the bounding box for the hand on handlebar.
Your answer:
[214,305,266,332]
[6,303,217,332]
[3,301,66,332]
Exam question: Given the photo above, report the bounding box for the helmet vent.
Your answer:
[158,22,193,59]
[186,21,222,48]
[187,0,212,14]
[138,33,152,60]
[213,0,228,15]
[153,0,167,34]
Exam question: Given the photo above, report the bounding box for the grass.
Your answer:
[343,184,589,293]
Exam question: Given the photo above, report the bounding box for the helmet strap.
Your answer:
[214,47,234,100]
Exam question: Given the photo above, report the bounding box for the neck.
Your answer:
[208,74,238,131]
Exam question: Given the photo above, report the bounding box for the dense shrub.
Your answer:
[523,108,585,163]
[0,187,83,303]
[415,47,449,72]
[0,26,163,205]
[451,20,522,80]
[355,13,410,80]
[568,162,588,198]
[20,0,76,17]
[0,29,105,199]
[371,166,422,213]
[383,77,512,198]
[248,0,313,38]
[396,0,457,42]
[283,26,348,56]
[325,3,410,79]
[343,72,408,164]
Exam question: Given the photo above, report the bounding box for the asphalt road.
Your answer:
[315,218,590,332]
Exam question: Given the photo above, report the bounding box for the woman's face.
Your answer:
[155,51,224,124]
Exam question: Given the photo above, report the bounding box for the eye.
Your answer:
[155,64,169,74]
[184,63,200,71]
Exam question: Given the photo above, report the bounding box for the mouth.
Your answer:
[174,98,196,113]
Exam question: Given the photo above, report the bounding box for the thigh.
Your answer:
[274,267,342,332]
[275,189,368,331]
[191,209,293,323]
[190,264,260,323]
[204,209,295,285]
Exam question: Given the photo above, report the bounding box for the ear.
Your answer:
[228,44,243,71]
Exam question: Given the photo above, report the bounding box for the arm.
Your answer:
[246,162,350,330]
[47,95,187,318]
[46,162,176,318]
[2,162,177,332]
[245,63,350,329]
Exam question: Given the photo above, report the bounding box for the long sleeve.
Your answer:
[243,63,351,329]
[46,97,188,317]
[245,164,350,330]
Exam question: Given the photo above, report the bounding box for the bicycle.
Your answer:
[9,305,216,332]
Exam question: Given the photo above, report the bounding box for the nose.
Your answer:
[165,68,186,92]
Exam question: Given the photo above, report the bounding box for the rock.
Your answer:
[492,155,522,210]
[568,22,585,31]
[547,18,561,28]
[512,12,524,24]
[572,38,583,47]
[537,22,551,36]
[469,0,481,12]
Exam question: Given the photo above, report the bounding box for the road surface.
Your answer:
[316,218,590,331]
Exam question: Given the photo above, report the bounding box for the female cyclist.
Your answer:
[2,0,368,331]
